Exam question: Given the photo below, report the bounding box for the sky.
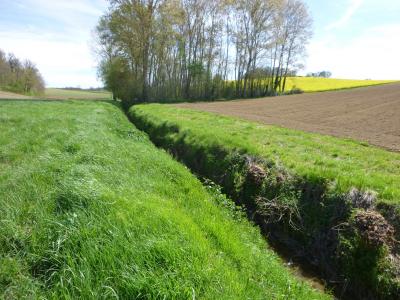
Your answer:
[0,0,108,88]
[304,0,400,80]
[0,0,399,88]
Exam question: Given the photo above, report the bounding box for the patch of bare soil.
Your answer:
[0,90,32,99]
[177,83,400,151]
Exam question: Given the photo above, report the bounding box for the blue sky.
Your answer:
[0,0,399,88]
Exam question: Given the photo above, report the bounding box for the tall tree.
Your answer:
[96,0,312,104]
[0,49,45,95]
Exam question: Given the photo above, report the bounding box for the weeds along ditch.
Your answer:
[0,100,330,299]
[129,104,400,300]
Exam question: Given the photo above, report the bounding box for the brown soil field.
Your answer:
[0,90,32,99]
[177,83,400,151]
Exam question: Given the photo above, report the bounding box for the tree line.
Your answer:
[0,49,45,96]
[96,0,312,105]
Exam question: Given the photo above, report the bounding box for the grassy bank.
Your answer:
[285,77,396,92]
[129,104,400,299]
[131,105,399,204]
[0,100,328,299]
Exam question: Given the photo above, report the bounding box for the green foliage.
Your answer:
[99,57,138,105]
[0,49,45,96]
[188,62,205,77]
[338,227,400,298]
[0,100,329,299]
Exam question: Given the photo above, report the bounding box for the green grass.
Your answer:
[0,100,328,299]
[130,104,400,205]
[44,88,112,100]
[285,77,396,92]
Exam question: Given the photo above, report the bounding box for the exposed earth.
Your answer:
[0,90,32,99]
[177,83,400,151]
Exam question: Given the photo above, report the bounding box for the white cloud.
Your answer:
[326,0,364,30]
[304,24,400,80]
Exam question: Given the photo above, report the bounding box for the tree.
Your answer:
[21,60,45,94]
[307,71,332,78]
[95,0,312,104]
[231,0,276,97]
[0,49,45,95]
[280,0,312,92]
[0,50,11,86]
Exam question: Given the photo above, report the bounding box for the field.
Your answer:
[285,77,396,92]
[178,83,400,151]
[0,90,32,99]
[0,100,328,299]
[44,88,112,100]
[0,89,112,100]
